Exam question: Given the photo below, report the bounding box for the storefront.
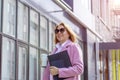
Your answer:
[0,0,86,80]
[99,42,120,80]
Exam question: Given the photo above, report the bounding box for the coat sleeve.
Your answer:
[58,44,84,78]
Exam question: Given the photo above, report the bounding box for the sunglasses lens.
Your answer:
[55,28,65,34]
[60,28,65,33]
[55,29,59,34]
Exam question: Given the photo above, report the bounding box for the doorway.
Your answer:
[99,42,120,80]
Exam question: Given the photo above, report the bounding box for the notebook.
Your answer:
[48,50,72,80]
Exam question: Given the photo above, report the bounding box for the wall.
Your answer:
[87,30,97,80]
[74,0,95,31]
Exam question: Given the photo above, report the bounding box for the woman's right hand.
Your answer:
[50,66,59,76]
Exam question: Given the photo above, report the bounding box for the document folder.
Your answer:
[48,50,72,80]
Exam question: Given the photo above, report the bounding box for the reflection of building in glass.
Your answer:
[18,2,28,42]
[18,46,27,80]
[1,37,15,80]
[29,47,38,80]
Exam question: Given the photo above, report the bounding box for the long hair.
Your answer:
[54,22,78,44]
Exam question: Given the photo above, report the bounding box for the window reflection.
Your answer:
[3,0,16,37]
[30,9,39,46]
[49,22,55,51]
[40,53,48,67]
[29,47,38,80]
[18,45,28,80]
[40,53,48,80]
[40,16,48,50]
[18,2,28,42]
[1,37,15,80]
[41,68,45,80]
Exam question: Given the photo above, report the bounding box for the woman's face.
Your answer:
[55,25,70,44]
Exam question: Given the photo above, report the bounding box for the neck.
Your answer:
[59,41,64,45]
[59,39,68,44]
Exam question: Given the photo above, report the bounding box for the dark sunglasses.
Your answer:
[55,28,65,34]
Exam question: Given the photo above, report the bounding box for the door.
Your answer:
[99,42,120,80]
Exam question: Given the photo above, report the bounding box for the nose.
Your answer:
[57,31,61,34]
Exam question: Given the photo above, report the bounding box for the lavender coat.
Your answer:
[43,40,84,80]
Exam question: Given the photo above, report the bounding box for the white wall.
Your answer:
[74,0,95,31]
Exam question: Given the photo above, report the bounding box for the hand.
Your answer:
[50,66,59,76]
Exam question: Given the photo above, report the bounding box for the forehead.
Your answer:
[56,25,65,29]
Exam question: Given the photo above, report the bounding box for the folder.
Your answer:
[47,50,72,80]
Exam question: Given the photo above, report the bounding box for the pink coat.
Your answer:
[43,40,84,80]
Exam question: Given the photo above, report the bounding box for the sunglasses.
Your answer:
[55,28,65,34]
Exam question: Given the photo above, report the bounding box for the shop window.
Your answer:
[40,16,48,50]
[3,0,16,37]
[49,22,56,51]
[18,44,28,80]
[29,47,38,80]
[1,37,15,80]
[40,53,48,80]
[60,0,73,10]
[40,53,48,67]
[17,2,28,42]
[40,67,45,80]
[30,9,39,46]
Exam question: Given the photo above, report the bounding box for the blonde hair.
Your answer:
[54,22,78,44]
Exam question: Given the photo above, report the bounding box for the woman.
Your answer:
[43,22,84,80]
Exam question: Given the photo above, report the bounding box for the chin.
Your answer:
[58,38,62,41]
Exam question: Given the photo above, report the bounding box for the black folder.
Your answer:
[47,50,72,80]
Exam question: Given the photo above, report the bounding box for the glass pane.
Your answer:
[40,53,48,80]
[40,53,48,67]
[41,67,45,80]
[1,37,15,80]
[29,47,38,80]
[49,22,55,51]
[3,0,16,37]
[40,16,48,50]
[18,2,28,42]
[30,9,39,46]
[18,45,28,80]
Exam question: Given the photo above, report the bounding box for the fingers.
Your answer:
[50,66,59,76]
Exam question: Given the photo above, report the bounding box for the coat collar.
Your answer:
[60,40,72,50]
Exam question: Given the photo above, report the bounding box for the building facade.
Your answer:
[0,0,119,80]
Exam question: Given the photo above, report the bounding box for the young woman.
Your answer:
[43,22,84,80]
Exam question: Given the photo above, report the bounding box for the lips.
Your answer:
[57,35,63,41]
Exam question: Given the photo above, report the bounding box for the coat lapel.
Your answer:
[61,40,72,51]
[51,40,72,54]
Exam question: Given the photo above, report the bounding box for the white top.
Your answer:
[55,39,70,53]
